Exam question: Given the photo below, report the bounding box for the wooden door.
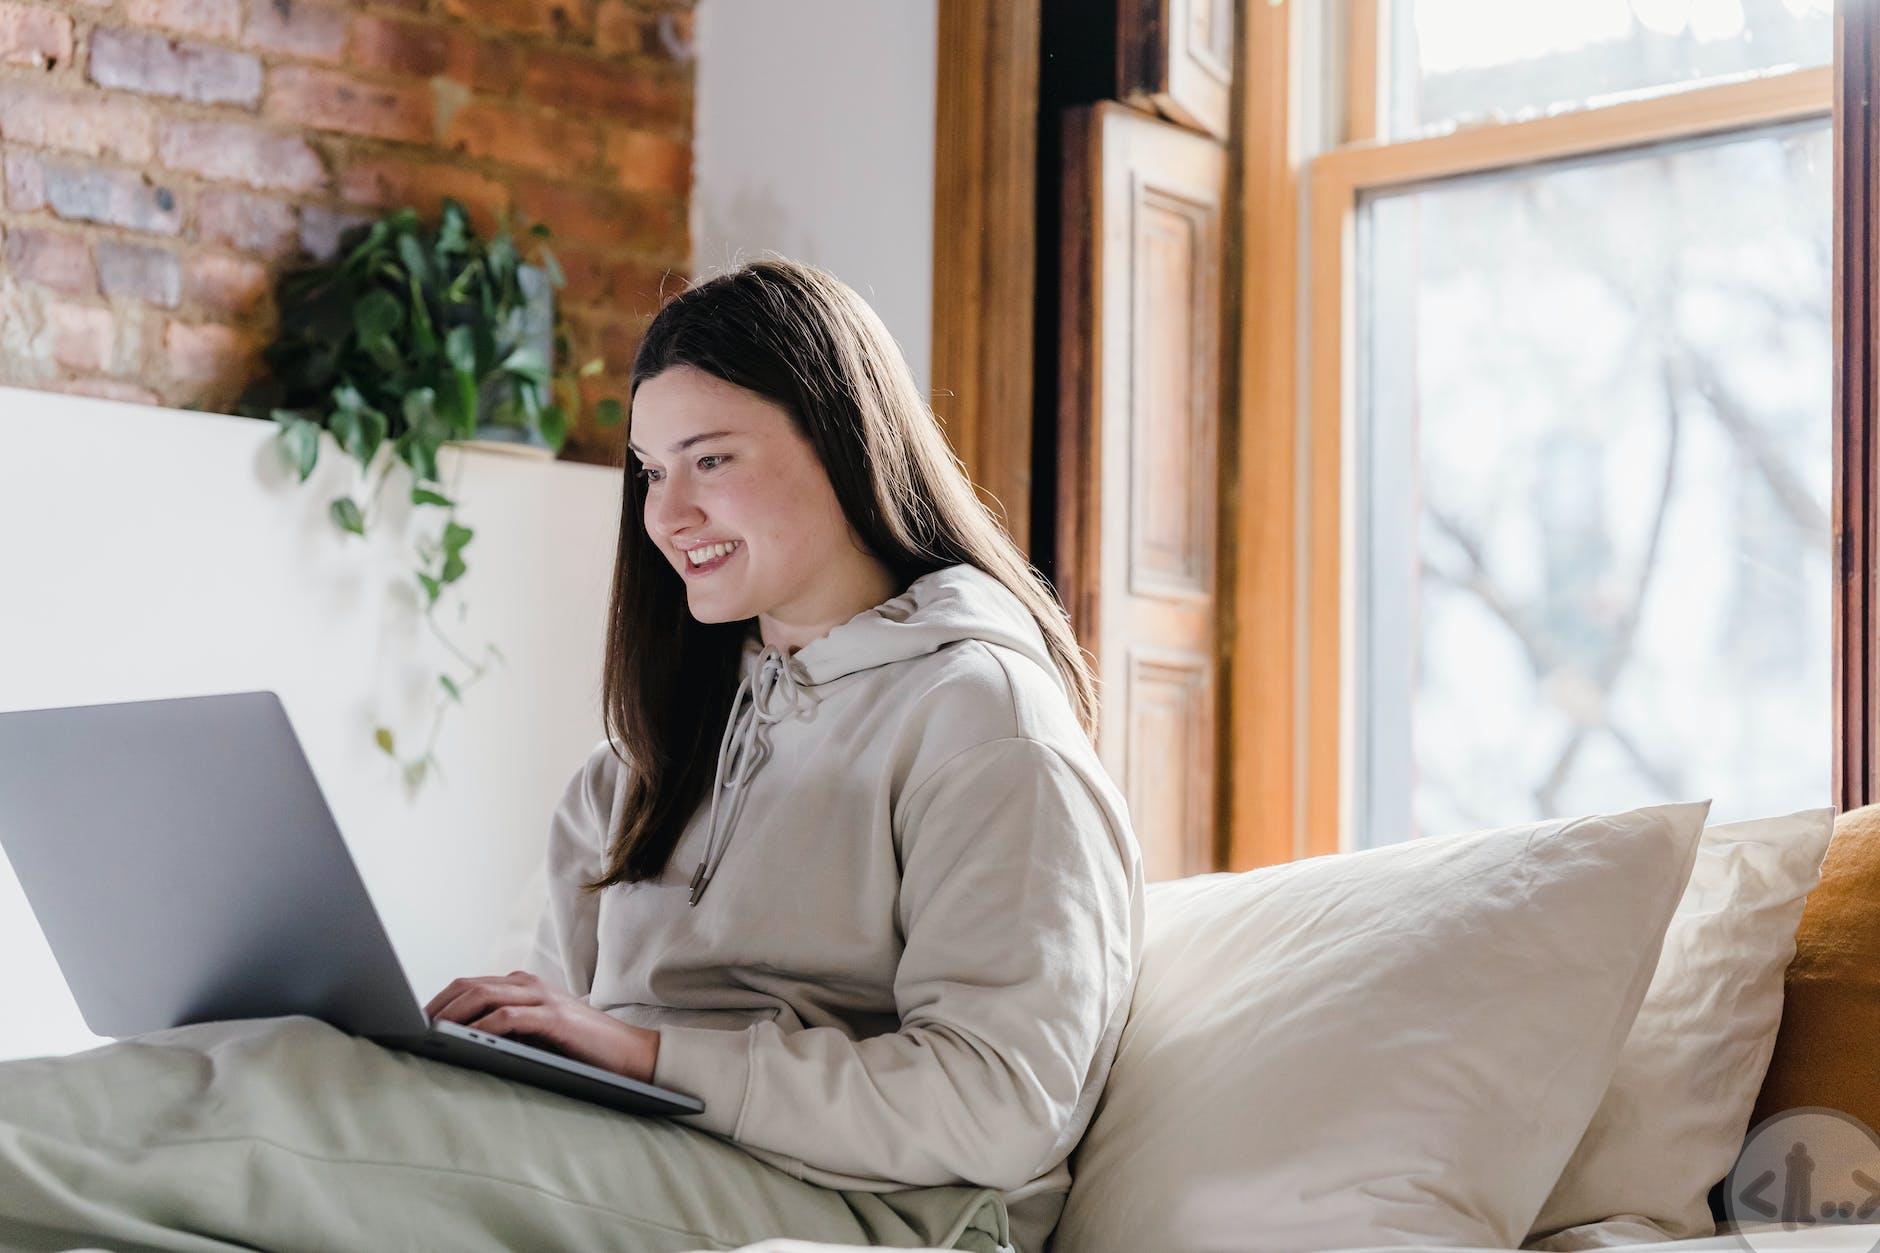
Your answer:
[1118,0,1236,141]
[1058,100,1229,881]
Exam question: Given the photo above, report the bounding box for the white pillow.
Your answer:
[1053,801,1711,1253]
[1524,806,1837,1250]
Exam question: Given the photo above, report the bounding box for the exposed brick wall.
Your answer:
[0,0,694,466]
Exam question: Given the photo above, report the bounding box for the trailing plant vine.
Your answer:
[240,198,624,790]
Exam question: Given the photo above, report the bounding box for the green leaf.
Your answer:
[438,200,469,254]
[444,324,476,374]
[354,289,403,343]
[440,551,466,584]
[400,391,442,481]
[328,405,363,466]
[594,397,624,428]
[343,220,391,274]
[374,726,396,756]
[538,402,568,452]
[417,572,442,605]
[273,413,321,483]
[411,486,455,507]
[442,520,473,554]
[396,232,429,286]
[439,674,462,702]
[499,344,550,385]
[403,757,429,788]
[346,400,388,469]
[329,496,365,536]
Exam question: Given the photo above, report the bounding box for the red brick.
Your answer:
[164,318,253,382]
[604,127,688,195]
[522,48,688,125]
[265,66,432,143]
[40,160,182,234]
[196,188,297,256]
[298,203,370,259]
[661,8,692,60]
[158,119,327,193]
[339,154,507,235]
[97,239,181,308]
[3,226,95,295]
[599,5,690,62]
[0,2,73,70]
[347,16,516,92]
[242,0,348,62]
[594,1,645,56]
[126,0,241,40]
[554,247,682,310]
[3,150,44,210]
[443,101,600,178]
[53,377,160,405]
[437,0,590,41]
[0,82,155,163]
[596,316,648,371]
[513,177,681,252]
[46,300,114,372]
[88,27,262,107]
[347,13,445,75]
[183,250,270,315]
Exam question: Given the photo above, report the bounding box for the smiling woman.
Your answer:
[0,258,1144,1253]
[626,363,902,652]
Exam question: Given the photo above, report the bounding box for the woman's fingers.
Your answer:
[466,1002,559,1044]
[426,975,543,1025]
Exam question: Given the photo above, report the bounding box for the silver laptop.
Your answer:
[0,690,703,1119]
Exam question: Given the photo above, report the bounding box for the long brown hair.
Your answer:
[585,257,1097,894]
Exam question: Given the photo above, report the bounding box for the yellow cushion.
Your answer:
[1750,802,1880,1132]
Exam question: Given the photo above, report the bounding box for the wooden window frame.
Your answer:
[1228,0,1838,867]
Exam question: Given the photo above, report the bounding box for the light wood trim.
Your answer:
[932,0,1042,555]
[1345,0,1382,144]
[1835,3,1877,813]
[1224,0,1301,871]
[1304,65,1834,856]
[1315,64,1831,193]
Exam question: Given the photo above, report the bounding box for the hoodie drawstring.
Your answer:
[689,644,814,906]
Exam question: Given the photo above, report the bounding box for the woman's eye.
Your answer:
[698,455,727,471]
[635,466,662,484]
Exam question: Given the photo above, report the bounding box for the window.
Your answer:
[1303,2,1835,852]
[1388,0,1833,138]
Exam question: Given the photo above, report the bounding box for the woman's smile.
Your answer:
[682,540,743,579]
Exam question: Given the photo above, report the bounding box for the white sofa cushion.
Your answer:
[1053,801,1711,1253]
[1524,806,1837,1249]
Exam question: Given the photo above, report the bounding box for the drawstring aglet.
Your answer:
[688,858,708,905]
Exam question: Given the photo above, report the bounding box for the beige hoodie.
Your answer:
[526,562,1145,1253]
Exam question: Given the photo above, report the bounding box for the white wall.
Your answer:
[0,388,620,1060]
[692,0,938,396]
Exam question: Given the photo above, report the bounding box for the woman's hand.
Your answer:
[424,970,661,1084]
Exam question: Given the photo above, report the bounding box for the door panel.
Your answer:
[1118,0,1235,140]
[1058,101,1228,881]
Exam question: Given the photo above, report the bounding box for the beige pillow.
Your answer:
[1749,803,1880,1138]
[1054,801,1709,1253]
[1525,807,1836,1250]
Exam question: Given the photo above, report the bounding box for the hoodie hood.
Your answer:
[688,563,1062,907]
[738,561,1062,695]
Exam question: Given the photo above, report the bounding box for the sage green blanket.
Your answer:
[0,1015,1009,1253]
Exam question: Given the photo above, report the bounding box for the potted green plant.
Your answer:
[239,199,624,790]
